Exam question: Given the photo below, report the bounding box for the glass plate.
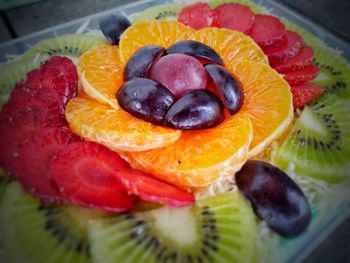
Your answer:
[0,1,349,263]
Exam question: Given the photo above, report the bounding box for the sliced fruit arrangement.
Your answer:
[0,1,349,262]
[89,192,257,263]
[71,19,293,188]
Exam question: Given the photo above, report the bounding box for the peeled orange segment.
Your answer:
[229,60,293,157]
[65,96,181,152]
[119,20,195,63]
[190,27,268,66]
[128,114,253,188]
[78,44,123,109]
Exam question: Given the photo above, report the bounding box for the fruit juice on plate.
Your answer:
[0,1,349,263]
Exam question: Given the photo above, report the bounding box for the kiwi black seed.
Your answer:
[0,182,111,263]
[312,46,350,98]
[89,192,257,263]
[22,34,107,63]
[130,4,184,23]
[273,93,350,183]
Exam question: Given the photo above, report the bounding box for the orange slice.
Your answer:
[119,20,194,63]
[78,44,123,109]
[228,60,293,157]
[65,96,181,151]
[190,28,268,66]
[127,114,253,188]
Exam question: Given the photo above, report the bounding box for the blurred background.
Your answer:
[0,0,349,262]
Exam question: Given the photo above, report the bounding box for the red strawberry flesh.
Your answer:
[178,2,220,30]
[274,46,314,73]
[248,14,286,48]
[264,31,304,66]
[116,169,195,207]
[215,3,255,33]
[291,83,325,109]
[50,142,136,212]
[284,65,320,85]
[0,56,79,202]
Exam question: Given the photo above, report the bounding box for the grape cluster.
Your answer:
[118,40,245,130]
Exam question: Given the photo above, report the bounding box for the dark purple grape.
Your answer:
[123,45,165,81]
[116,78,175,125]
[150,54,208,98]
[99,14,131,45]
[164,90,225,130]
[205,64,245,115]
[236,160,311,238]
[166,40,224,65]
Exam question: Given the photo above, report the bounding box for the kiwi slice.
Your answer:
[273,93,350,183]
[0,182,111,263]
[312,46,350,98]
[130,3,185,23]
[0,56,47,106]
[22,34,107,63]
[210,0,264,13]
[89,192,257,263]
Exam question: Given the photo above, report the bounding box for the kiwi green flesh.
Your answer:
[210,0,264,13]
[0,56,47,106]
[312,46,350,98]
[0,182,111,263]
[0,170,11,203]
[130,3,184,23]
[22,34,107,62]
[89,192,257,263]
[273,93,350,183]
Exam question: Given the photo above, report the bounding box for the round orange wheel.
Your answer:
[65,96,181,152]
[127,114,253,188]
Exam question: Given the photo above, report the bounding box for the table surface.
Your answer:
[0,0,349,262]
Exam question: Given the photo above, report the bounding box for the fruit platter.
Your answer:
[0,0,349,262]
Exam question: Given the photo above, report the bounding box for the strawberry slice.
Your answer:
[274,46,314,73]
[0,56,79,203]
[284,65,320,85]
[15,127,80,202]
[248,14,286,48]
[51,142,195,210]
[291,83,325,109]
[116,169,195,207]
[215,3,255,33]
[264,31,303,66]
[178,2,220,30]
[51,142,136,212]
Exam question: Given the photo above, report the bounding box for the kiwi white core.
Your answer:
[149,206,198,248]
[298,106,327,137]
